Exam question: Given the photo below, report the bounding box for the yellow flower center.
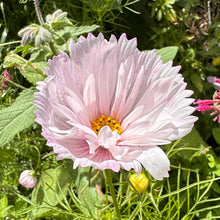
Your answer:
[91,115,122,135]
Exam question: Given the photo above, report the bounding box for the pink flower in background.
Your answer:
[207,76,220,90]
[0,70,11,92]
[195,77,220,123]
[34,33,197,180]
[19,170,37,189]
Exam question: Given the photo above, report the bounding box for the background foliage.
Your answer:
[0,0,220,219]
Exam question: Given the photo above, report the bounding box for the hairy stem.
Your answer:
[33,0,44,25]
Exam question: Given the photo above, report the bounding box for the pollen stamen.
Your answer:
[91,115,122,135]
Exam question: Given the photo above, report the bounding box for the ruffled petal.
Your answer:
[136,147,170,180]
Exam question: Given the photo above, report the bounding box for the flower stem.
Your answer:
[5,79,26,90]
[30,145,41,171]
[33,0,44,25]
[48,41,58,56]
[104,169,121,220]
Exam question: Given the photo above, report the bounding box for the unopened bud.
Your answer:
[18,24,52,47]
[129,173,149,193]
[0,70,11,93]
[46,9,68,24]
[212,57,220,66]
[165,9,178,24]
[19,170,37,189]
[46,9,71,29]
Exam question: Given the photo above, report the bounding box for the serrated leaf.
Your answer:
[156,46,178,63]
[56,24,99,41]
[0,88,36,147]
[4,53,46,84]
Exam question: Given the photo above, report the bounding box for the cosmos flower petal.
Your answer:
[136,147,170,180]
[98,126,120,148]
[83,74,99,121]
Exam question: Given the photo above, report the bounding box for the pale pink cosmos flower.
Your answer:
[34,33,197,180]
[19,170,37,189]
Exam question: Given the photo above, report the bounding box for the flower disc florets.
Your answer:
[92,115,122,135]
[34,33,197,180]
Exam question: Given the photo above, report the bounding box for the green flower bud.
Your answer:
[46,9,71,29]
[18,24,52,47]
[212,57,220,66]
[46,9,68,24]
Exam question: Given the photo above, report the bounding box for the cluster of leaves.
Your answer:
[0,0,220,219]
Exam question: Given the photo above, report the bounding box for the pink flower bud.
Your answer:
[19,170,37,189]
[0,70,11,93]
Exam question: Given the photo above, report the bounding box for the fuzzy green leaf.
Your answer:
[55,24,99,42]
[4,53,46,84]
[156,46,179,63]
[0,88,36,147]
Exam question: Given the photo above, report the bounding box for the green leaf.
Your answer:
[212,128,220,145]
[190,73,203,93]
[31,165,78,217]
[156,46,179,63]
[0,195,7,217]
[168,128,208,161]
[0,88,36,147]
[74,167,102,218]
[4,53,46,84]
[0,195,13,218]
[31,164,102,218]
[55,24,99,42]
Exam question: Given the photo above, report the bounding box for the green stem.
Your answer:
[48,41,58,56]
[104,169,121,220]
[30,145,41,171]
[0,41,20,47]
[5,79,27,90]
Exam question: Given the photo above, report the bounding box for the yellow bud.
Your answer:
[212,57,220,66]
[129,173,149,193]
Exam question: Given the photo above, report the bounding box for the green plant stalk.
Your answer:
[48,41,58,56]
[177,164,181,220]
[30,145,41,171]
[148,193,161,217]
[4,78,27,90]
[160,176,220,199]
[104,169,121,220]
[0,41,20,46]
[33,0,44,25]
